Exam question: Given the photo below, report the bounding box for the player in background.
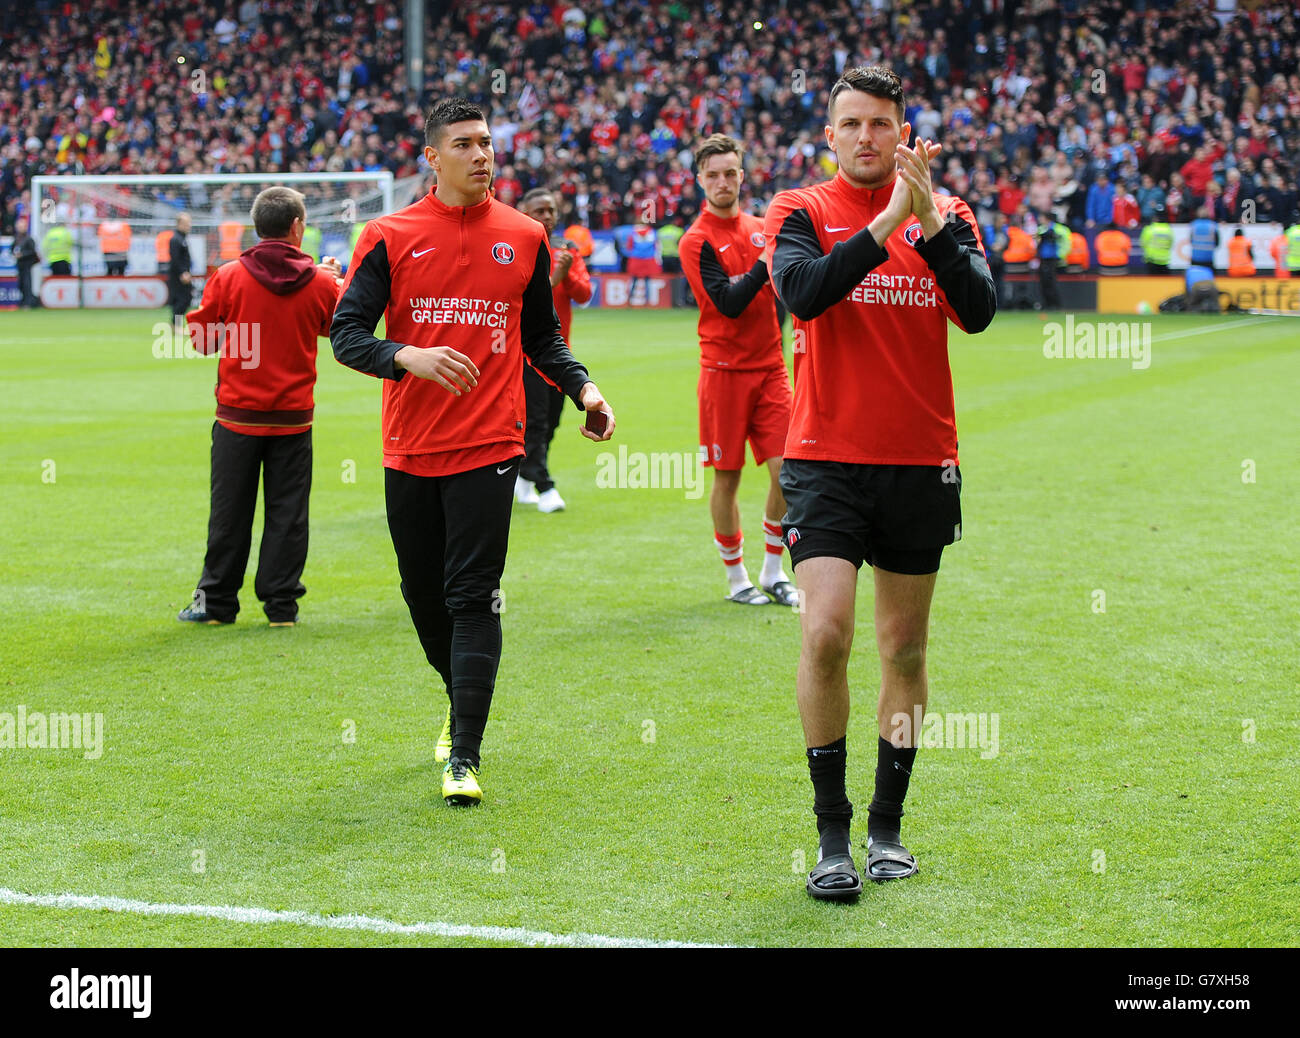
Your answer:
[331,97,615,807]
[764,67,995,899]
[177,187,343,627]
[515,187,593,513]
[679,134,796,607]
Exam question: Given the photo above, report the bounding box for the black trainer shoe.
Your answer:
[177,605,232,625]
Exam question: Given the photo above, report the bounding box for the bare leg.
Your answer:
[794,556,858,746]
[709,467,743,537]
[872,567,938,746]
[763,456,787,521]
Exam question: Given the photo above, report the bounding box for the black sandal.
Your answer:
[806,852,863,901]
[762,580,800,607]
[865,837,918,881]
[726,585,770,605]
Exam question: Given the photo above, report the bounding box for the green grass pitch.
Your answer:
[0,305,1296,947]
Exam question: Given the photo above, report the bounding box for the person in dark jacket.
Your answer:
[14,215,39,308]
[168,212,194,327]
[1036,213,1061,309]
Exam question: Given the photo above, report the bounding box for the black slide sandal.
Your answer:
[762,580,800,607]
[866,837,918,881]
[806,853,863,901]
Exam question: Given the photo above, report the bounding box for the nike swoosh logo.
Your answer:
[412,247,436,258]
[824,224,850,233]
[496,465,513,475]
[718,243,731,252]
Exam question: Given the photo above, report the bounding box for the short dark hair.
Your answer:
[694,133,742,169]
[425,97,487,147]
[829,66,905,122]
[250,186,305,239]
[520,187,555,205]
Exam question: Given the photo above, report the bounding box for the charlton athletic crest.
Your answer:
[750,231,766,248]
[903,222,924,247]
[491,242,515,264]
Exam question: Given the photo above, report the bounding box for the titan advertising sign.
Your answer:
[40,277,170,309]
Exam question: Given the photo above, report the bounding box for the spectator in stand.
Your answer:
[1112,184,1140,230]
[1136,174,1166,222]
[1085,174,1115,231]
[1180,145,1216,200]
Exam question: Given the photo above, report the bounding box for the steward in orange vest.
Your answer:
[1227,231,1255,277]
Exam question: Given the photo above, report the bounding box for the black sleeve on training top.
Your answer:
[330,236,406,381]
[521,239,591,408]
[770,207,889,321]
[913,211,998,333]
[694,242,770,319]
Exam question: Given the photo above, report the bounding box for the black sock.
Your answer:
[867,735,918,843]
[448,611,501,769]
[807,737,852,858]
[450,683,490,767]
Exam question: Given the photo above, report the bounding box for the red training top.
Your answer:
[764,172,996,466]
[187,239,340,436]
[330,190,592,477]
[679,208,783,371]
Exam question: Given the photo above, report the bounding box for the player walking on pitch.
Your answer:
[764,67,995,898]
[331,98,615,806]
[679,134,797,607]
[515,187,593,514]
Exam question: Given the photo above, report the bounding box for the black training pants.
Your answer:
[520,363,565,493]
[1038,262,1061,309]
[196,422,312,622]
[384,458,519,714]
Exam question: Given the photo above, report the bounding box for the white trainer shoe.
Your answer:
[515,476,539,504]
[536,488,566,513]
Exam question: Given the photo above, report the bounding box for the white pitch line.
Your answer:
[0,887,735,949]
[1147,316,1279,342]
[1000,314,1281,352]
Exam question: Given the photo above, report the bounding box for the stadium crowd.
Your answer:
[2,0,1298,269]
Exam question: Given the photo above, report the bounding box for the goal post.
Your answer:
[30,171,398,307]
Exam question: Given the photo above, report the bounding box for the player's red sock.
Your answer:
[714,530,752,593]
[760,515,788,588]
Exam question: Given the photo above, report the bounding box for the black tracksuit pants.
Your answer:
[384,457,520,761]
[520,363,565,493]
[196,422,311,623]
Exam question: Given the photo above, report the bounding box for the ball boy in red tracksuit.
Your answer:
[178,186,342,627]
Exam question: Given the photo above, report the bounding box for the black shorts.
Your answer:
[780,459,962,575]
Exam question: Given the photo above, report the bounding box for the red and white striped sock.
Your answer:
[760,515,789,589]
[714,530,753,593]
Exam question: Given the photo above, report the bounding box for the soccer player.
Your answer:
[515,187,593,513]
[331,97,615,807]
[177,187,342,627]
[764,67,996,899]
[679,133,796,607]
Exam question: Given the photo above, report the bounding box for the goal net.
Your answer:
[30,172,404,306]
